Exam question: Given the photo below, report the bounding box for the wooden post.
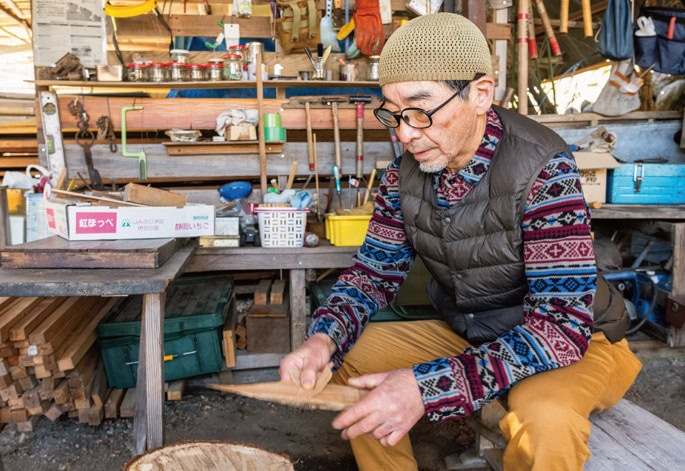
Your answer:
[517,0,529,114]
[289,269,307,349]
[256,53,268,195]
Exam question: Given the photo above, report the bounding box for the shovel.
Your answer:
[320,0,340,52]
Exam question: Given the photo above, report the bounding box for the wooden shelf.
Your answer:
[33,79,380,90]
[592,204,685,220]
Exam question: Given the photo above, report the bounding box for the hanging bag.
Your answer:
[634,4,685,74]
[276,0,321,53]
[598,0,635,60]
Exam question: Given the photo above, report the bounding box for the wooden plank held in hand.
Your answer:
[206,381,368,411]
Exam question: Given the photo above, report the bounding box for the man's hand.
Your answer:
[279,333,337,390]
[332,368,424,447]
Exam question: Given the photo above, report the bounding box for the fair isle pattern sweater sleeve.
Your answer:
[308,157,415,365]
[415,152,597,422]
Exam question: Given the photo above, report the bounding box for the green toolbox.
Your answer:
[97,276,233,389]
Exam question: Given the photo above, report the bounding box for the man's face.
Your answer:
[380,80,492,173]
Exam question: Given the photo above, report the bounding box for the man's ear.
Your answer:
[469,76,495,114]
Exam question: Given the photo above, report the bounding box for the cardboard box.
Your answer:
[573,152,621,204]
[45,198,215,241]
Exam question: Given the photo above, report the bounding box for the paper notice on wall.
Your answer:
[32,0,107,67]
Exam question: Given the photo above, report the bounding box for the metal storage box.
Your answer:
[607,163,685,204]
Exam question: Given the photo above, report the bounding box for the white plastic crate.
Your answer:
[255,207,308,247]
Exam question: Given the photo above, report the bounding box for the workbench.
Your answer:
[0,243,195,454]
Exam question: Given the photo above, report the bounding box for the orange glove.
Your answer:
[354,0,385,56]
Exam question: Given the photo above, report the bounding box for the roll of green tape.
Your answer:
[263,113,281,128]
[264,127,286,143]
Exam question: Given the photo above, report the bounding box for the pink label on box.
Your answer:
[46,208,55,229]
[75,212,117,234]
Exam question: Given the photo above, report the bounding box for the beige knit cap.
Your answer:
[378,13,492,86]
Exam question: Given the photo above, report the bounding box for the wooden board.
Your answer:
[163,141,284,156]
[246,315,290,354]
[0,236,187,269]
[206,381,367,411]
[586,399,685,470]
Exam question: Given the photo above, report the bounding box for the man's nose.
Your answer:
[394,120,422,143]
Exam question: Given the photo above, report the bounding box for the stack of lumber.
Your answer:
[0,295,119,430]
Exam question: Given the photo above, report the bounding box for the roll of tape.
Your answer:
[263,113,282,128]
[264,127,286,143]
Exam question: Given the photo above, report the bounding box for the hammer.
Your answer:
[348,95,373,180]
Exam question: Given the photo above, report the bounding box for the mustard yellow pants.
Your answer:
[331,320,642,471]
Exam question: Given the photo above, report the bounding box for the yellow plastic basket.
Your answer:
[325,214,372,246]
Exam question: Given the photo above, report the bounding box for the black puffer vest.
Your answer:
[399,106,627,344]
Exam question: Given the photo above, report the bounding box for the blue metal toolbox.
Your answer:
[607,163,685,204]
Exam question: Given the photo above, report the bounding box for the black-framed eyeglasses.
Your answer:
[373,87,465,129]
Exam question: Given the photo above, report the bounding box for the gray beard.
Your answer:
[418,160,448,173]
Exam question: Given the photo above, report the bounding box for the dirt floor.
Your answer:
[0,338,683,471]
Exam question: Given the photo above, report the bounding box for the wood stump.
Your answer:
[126,440,294,470]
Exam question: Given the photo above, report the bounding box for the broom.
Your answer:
[320,0,340,52]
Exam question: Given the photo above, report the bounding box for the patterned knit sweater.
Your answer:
[309,109,596,421]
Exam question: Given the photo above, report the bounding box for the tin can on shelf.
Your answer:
[185,64,206,81]
[244,42,264,63]
[223,54,243,80]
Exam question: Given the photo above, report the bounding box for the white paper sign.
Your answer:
[32,0,107,67]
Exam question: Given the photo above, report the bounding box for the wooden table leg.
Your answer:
[289,269,307,350]
[133,292,165,453]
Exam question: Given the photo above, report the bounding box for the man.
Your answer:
[280,13,642,470]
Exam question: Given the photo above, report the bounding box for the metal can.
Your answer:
[223,53,243,80]
[244,41,264,63]
[368,55,380,81]
[127,63,147,82]
[185,64,205,81]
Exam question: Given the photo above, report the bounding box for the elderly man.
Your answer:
[280,13,641,470]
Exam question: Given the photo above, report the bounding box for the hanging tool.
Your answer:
[121,106,148,180]
[363,168,376,206]
[581,0,593,38]
[527,2,538,60]
[313,133,322,221]
[517,0,529,114]
[559,0,570,34]
[96,115,117,153]
[348,95,372,180]
[39,92,66,179]
[533,0,562,56]
[320,0,340,51]
[68,98,104,190]
[256,53,268,195]
[299,98,318,171]
[322,97,346,207]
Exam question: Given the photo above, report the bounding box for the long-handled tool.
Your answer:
[299,98,318,171]
[533,0,561,56]
[348,95,372,180]
[517,0,529,114]
[322,97,346,207]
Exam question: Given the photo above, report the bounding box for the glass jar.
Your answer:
[127,63,146,82]
[169,62,186,81]
[368,55,380,81]
[148,62,166,82]
[185,64,205,81]
[223,53,243,81]
[207,62,223,81]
